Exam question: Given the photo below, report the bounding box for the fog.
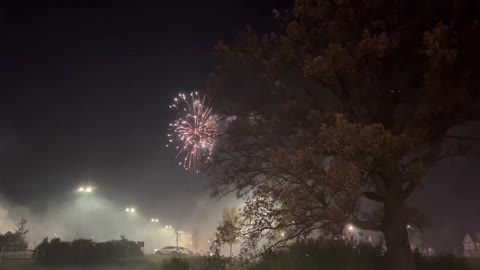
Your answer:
[0,190,240,253]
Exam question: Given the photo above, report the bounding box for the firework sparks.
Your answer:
[166,92,220,171]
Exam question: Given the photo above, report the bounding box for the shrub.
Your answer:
[199,255,229,270]
[163,258,190,270]
[248,240,383,270]
[35,238,143,265]
[245,240,471,270]
[415,254,468,270]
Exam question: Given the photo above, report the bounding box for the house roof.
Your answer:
[464,233,480,243]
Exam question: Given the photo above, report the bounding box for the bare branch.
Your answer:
[402,181,417,200]
[351,218,383,232]
[363,192,384,203]
[445,134,480,142]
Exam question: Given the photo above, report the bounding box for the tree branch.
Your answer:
[351,219,383,232]
[402,181,417,200]
[445,134,480,141]
[363,192,384,202]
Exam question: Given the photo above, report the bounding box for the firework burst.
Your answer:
[166,92,220,171]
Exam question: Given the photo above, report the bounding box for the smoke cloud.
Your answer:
[0,191,239,254]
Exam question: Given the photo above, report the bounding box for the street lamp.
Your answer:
[78,186,93,193]
[151,218,159,223]
[125,207,136,213]
[345,224,358,246]
[76,185,94,239]
[407,225,416,250]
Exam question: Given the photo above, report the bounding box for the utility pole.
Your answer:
[176,228,179,251]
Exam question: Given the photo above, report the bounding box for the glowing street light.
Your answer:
[76,185,94,239]
[78,186,93,193]
[125,207,136,213]
[165,225,173,229]
[151,218,159,223]
[347,224,355,231]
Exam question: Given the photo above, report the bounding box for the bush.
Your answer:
[35,238,143,265]
[199,255,229,270]
[163,258,190,270]
[415,254,468,270]
[244,240,470,270]
[248,240,383,270]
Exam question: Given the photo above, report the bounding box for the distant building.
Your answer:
[462,232,480,257]
[343,225,435,256]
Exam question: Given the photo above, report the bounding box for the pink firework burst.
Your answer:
[166,92,220,171]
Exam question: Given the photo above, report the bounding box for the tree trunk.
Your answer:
[384,196,415,270]
[229,243,232,257]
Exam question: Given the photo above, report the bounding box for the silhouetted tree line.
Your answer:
[35,237,143,265]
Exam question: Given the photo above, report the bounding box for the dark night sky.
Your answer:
[0,1,479,252]
[0,0,288,216]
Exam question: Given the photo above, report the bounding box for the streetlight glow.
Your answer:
[78,186,94,193]
[348,225,354,231]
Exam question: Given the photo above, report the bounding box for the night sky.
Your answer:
[0,1,479,252]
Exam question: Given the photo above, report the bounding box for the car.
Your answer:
[155,246,192,255]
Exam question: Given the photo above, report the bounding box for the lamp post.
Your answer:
[345,224,358,246]
[125,207,136,213]
[76,186,94,239]
[176,230,184,251]
[407,225,416,250]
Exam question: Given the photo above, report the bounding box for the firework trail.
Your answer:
[166,92,220,171]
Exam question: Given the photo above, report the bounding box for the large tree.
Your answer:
[206,1,480,270]
[0,218,29,251]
